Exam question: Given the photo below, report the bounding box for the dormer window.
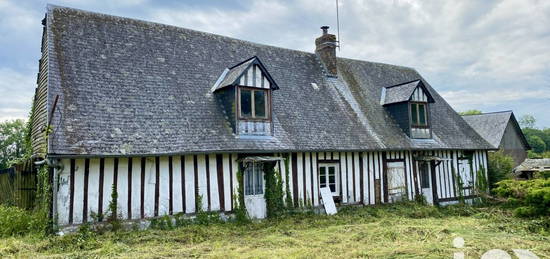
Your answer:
[411,103,427,127]
[212,56,279,136]
[381,80,434,139]
[239,88,269,120]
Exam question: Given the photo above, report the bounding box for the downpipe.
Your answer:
[34,157,63,170]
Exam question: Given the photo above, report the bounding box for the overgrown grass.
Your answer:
[1,203,549,258]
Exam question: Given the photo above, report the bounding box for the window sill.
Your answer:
[236,135,274,140]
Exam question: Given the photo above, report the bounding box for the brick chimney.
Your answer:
[315,26,338,76]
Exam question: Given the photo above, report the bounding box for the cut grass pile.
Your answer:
[0,203,548,258]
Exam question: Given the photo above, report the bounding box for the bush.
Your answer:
[493,178,550,217]
[488,151,514,190]
[0,205,47,237]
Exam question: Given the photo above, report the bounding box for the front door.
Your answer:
[458,158,473,196]
[386,161,407,202]
[244,162,266,219]
[419,162,433,205]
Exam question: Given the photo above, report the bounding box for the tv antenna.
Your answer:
[336,0,341,50]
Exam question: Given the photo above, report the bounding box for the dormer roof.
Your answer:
[214,56,279,92]
[381,80,434,105]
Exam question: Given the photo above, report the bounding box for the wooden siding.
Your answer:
[30,26,49,157]
[410,86,428,102]
[53,150,488,226]
[500,121,528,166]
[238,64,271,89]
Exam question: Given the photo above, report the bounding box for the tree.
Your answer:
[459,110,482,115]
[527,135,546,153]
[488,151,514,190]
[0,120,27,169]
[519,114,536,129]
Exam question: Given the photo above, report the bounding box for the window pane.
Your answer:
[254,90,266,118]
[255,163,263,195]
[329,184,336,192]
[240,89,252,117]
[420,163,430,188]
[329,175,335,185]
[328,167,335,176]
[319,167,326,187]
[411,103,418,125]
[245,166,253,195]
[418,104,426,125]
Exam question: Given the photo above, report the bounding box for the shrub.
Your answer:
[487,151,514,190]
[493,178,550,217]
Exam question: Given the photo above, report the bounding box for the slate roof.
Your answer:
[382,80,419,105]
[216,58,254,90]
[514,158,550,173]
[382,80,433,105]
[44,5,493,157]
[461,111,527,149]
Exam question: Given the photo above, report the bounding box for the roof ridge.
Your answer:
[461,110,513,116]
[47,5,321,58]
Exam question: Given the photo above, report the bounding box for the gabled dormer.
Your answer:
[381,80,434,139]
[213,56,279,136]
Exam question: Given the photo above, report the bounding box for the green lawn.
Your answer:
[1,204,549,258]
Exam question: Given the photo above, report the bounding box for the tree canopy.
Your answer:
[458,109,482,116]
[0,120,27,169]
[518,115,550,158]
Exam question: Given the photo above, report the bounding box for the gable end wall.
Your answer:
[499,121,528,166]
[30,24,49,157]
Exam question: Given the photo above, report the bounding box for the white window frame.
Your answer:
[318,163,339,196]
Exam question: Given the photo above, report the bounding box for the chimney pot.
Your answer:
[321,26,329,35]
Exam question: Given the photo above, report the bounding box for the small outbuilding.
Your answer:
[513,158,550,179]
[462,111,530,166]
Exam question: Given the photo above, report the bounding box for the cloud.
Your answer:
[0,68,35,121]
[441,88,550,108]
[0,0,549,126]
[0,0,39,33]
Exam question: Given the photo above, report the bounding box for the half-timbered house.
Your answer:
[30,6,493,226]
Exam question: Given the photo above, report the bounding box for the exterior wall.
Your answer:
[53,150,489,226]
[30,25,49,157]
[499,121,528,166]
[54,154,239,226]
[413,150,488,203]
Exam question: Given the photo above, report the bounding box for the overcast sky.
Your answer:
[1,0,549,127]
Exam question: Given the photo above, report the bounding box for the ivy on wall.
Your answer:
[264,162,285,218]
[233,169,249,223]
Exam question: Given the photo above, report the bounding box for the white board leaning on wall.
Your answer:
[320,187,337,215]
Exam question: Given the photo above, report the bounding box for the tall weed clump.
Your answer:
[0,205,48,237]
